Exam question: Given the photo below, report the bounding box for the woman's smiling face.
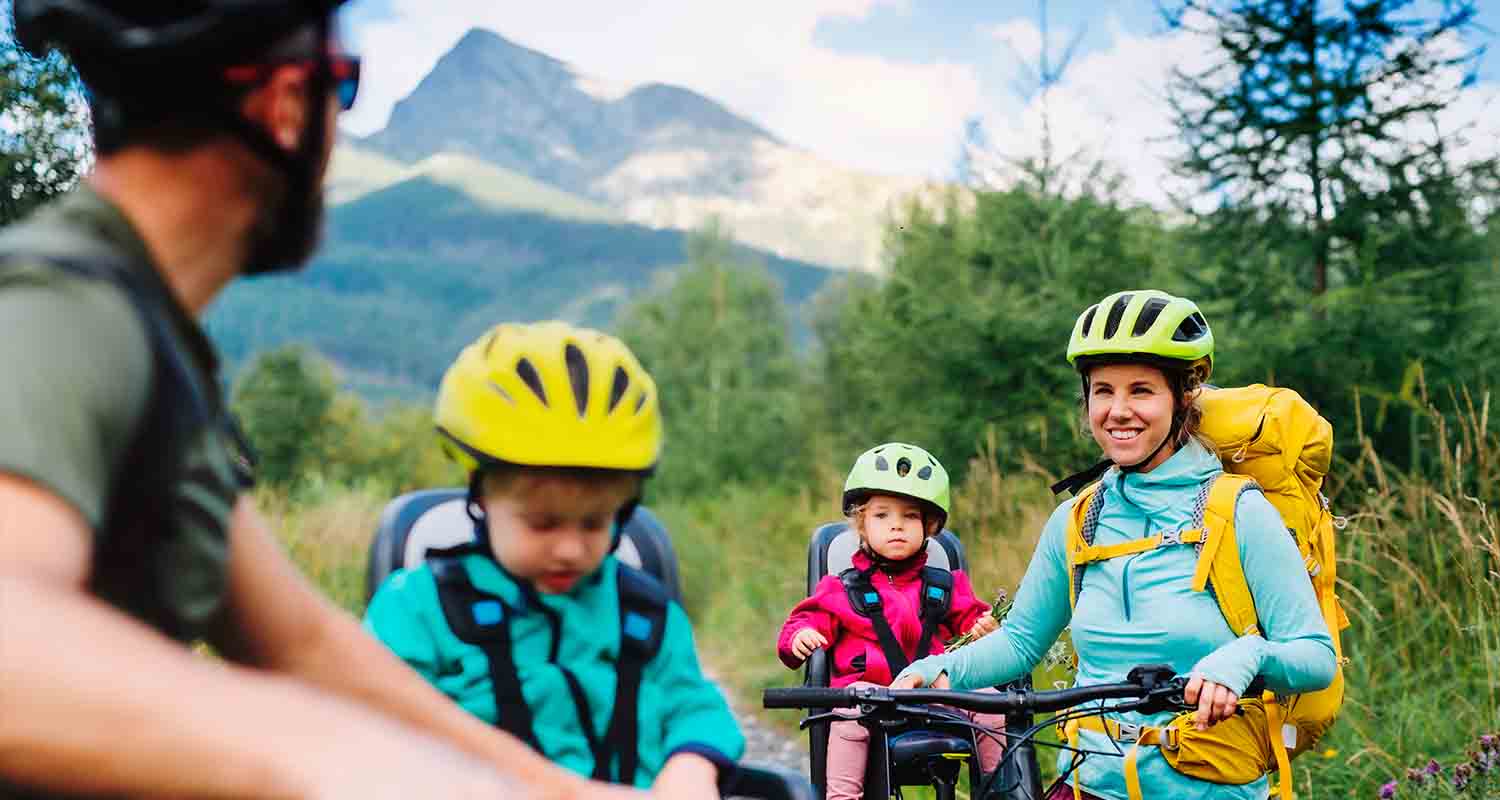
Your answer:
[1086,362,1179,472]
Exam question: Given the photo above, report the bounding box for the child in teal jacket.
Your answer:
[365,322,743,796]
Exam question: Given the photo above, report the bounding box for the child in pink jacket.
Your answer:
[776,443,1004,800]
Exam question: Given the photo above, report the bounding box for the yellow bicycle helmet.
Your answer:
[435,321,662,473]
[1066,289,1214,381]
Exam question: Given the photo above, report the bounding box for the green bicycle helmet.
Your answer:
[842,443,951,533]
[1067,290,1214,381]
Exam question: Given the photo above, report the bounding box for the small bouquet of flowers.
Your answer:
[945,588,1012,650]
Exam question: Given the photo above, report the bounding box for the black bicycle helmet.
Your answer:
[15,1,351,74]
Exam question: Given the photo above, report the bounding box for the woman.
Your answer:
[893,290,1336,800]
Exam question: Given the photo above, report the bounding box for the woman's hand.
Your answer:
[1183,675,1240,731]
[891,670,950,690]
[789,627,829,660]
[966,615,999,639]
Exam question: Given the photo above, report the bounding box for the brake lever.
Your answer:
[798,711,848,730]
[1137,677,1194,715]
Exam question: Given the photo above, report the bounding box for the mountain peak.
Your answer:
[448,28,562,70]
[364,28,777,188]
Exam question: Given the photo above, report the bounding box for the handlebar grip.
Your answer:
[763,687,852,709]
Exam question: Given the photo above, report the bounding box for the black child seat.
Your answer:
[801,523,1042,800]
[365,488,812,800]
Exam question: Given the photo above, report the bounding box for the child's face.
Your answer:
[480,471,639,594]
[857,494,928,561]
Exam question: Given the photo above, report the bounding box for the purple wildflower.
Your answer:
[1454,763,1473,790]
[1407,767,1427,785]
[1482,734,1498,752]
[1378,780,1398,799]
[1425,759,1442,776]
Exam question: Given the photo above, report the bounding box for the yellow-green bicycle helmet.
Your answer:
[1066,289,1214,380]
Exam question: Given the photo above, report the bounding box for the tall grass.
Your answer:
[263,399,1500,798]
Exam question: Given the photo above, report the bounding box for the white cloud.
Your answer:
[967,15,1219,207]
[988,19,1044,64]
[342,0,981,178]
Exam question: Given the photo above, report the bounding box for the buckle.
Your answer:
[1159,530,1183,547]
[1115,721,1142,742]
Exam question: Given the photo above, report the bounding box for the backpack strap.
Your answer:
[427,548,541,751]
[1193,473,1262,637]
[601,565,670,786]
[915,566,954,659]
[1065,482,1107,609]
[840,566,913,677]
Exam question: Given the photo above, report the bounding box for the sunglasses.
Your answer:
[224,53,362,112]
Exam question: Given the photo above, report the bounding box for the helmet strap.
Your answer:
[465,469,492,548]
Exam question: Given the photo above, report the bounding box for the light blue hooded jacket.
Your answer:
[897,440,1336,800]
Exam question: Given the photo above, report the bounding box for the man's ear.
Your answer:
[239,64,310,150]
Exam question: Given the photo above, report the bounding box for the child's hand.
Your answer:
[790,627,829,660]
[967,615,1000,639]
[651,753,720,800]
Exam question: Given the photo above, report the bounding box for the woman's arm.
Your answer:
[899,503,1076,690]
[1189,490,1337,696]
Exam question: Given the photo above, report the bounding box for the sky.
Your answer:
[338,1,1500,207]
[4,1,1497,208]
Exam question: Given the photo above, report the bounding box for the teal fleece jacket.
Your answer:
[897,441,1336,800]
[364,553,745,787]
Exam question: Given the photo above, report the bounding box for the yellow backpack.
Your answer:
[1061,384,1350,800]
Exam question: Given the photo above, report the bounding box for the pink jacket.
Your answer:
[777,549,991,687]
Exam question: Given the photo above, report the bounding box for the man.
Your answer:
[0,2,641,797]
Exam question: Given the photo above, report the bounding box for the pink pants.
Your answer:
[825,681,1005,800]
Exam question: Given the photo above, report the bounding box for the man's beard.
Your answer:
[242,170,326,276]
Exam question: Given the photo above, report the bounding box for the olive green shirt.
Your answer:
[0,185,249,624]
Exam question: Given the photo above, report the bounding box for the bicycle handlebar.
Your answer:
[763,664,1194,716]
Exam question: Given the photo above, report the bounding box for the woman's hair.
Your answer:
[1077,356,1216,456]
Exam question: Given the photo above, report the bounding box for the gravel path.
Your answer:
[734,695,811,776]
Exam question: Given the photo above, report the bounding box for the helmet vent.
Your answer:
[1102,293,1133,338]
[608,366,630,413]
[515,358,548,406]
[485,380,515,405]
[634,391,649,415]
[896,457,912,477]
[875,456,890,471]
[564,344,589,418]
[917,465,932,480]
[1080,304,1099,336]
[1173,312,1209,342]
[1133,297,1169,336]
